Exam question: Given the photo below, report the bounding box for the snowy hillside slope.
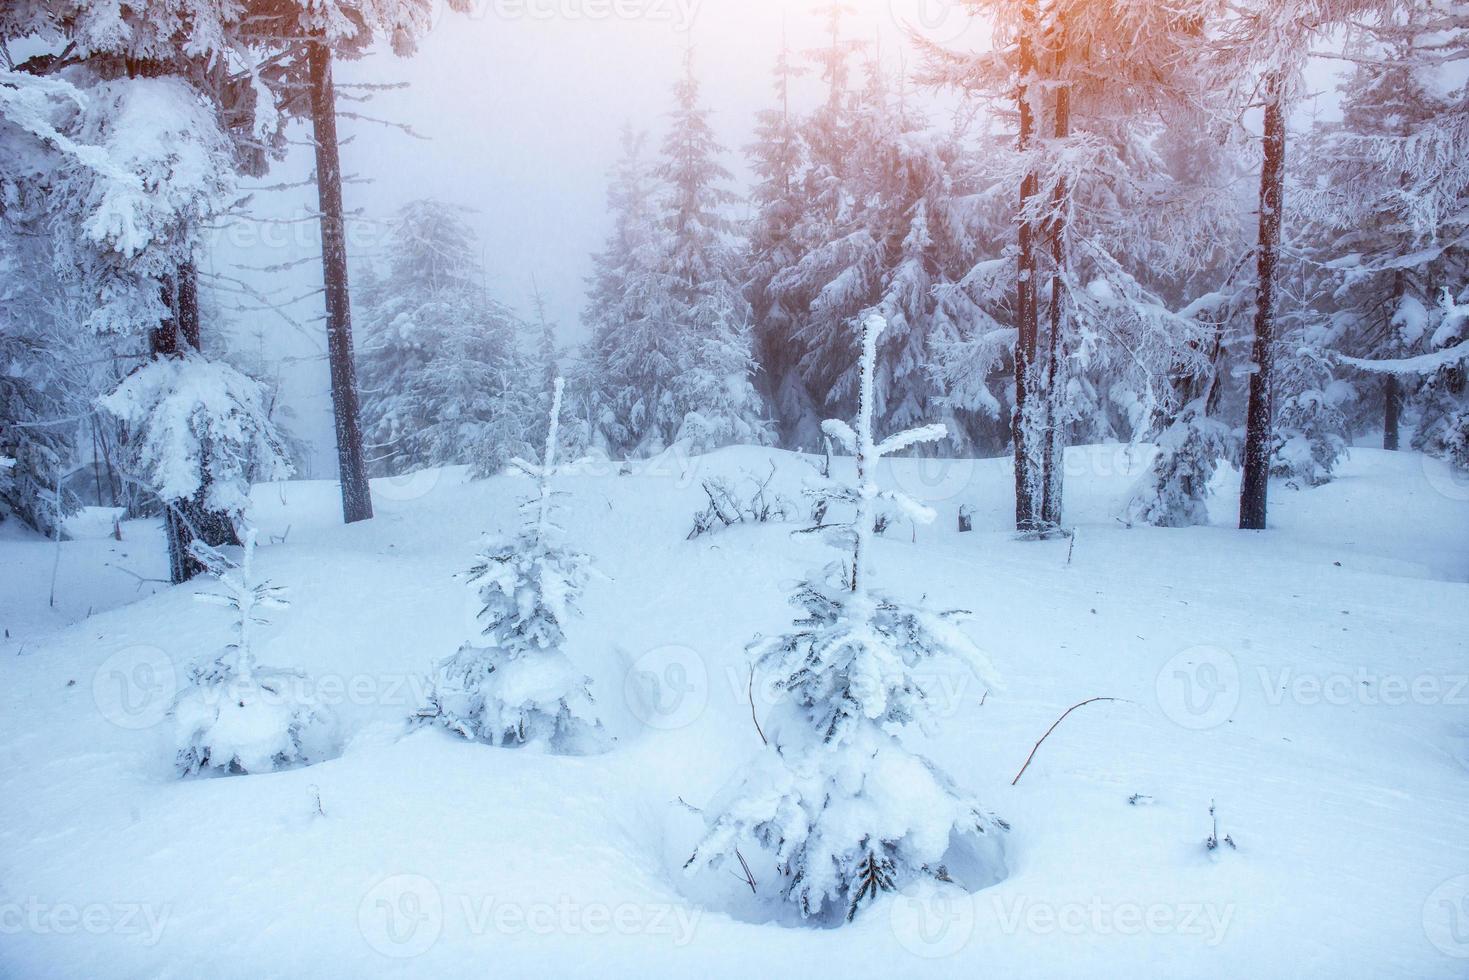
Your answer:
[1,445,1467,977]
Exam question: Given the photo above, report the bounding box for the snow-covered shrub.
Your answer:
[1270,343,1352,488]
[173,530,331,776]
[1127,401,1233,527]
[687,315,1007,925]
[687,466,794,539]
[99,353,293,525]
[418,379,608,754]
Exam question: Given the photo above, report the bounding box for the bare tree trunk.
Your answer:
[308,36,374,525]
[1239,74,1285,531]
[1040,80,1070,531]
[1383,269,1405,450]
[178,259,201,350]
[1012,0,1041,532]
[1383,376,1400,450]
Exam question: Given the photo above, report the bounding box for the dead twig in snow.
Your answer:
[1011,696,1126,785]
[748,666,767,746]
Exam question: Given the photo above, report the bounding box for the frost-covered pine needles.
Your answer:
[419,377,608,754]
[687,314,1008,925]
[173,527,331,776]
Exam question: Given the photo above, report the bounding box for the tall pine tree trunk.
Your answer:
[1239,74,1285,531]
[1012,0,1041,532]
[308,36,373,525]
[1040,81,1070,531]
[154,264,240,584]
[1383,269,1405,450]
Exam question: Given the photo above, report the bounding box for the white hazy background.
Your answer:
[204,0,1347,478]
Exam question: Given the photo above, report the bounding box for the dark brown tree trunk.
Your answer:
[178,260,201,350]
[1013,0,1041,532]
[1040,80,1070,531]
[1383,376,1400,450]
[1239,75,1285,531]
[308,36,374,525]
[1383,269,1405,450]
[153,266,240,584]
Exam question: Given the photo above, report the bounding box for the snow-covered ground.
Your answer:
[2,445,1467,977]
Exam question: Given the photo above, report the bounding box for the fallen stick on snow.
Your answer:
[1011,696,1126,786]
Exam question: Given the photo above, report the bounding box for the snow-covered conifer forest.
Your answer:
[2,0,1468,975]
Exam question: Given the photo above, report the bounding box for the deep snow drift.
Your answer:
[1,445,1467,977]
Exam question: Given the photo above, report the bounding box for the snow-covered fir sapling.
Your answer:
[173,528,331,776]
[419,378,608,754]
[1128,400,1234,528]
[687,314,1008,925]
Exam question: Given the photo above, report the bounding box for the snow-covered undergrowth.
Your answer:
[1,445,1467,976]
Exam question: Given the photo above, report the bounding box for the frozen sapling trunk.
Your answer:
[687,314,1008,925]
[173,528,331,776]
[420,378,608,754]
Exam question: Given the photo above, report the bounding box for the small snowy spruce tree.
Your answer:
[1128,400,1234,527]
[420,378,607,754]
[174,528,331,776]
[687,314,1007,925]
